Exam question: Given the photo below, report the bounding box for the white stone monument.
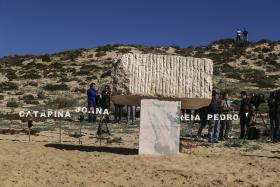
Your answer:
[111,53,213,155]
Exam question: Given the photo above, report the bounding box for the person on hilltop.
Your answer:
[243,28,249,42]
[236,28,242,42]
[87,82,98,123]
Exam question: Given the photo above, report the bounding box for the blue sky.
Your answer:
[0,0,279,56]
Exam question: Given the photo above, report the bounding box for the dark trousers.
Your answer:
[127,105,136,123]
[240,115,251,139]
[236,35,241,41]
[270,115,280,142]
[219,119,232,140]
[208,120,220,142]
[114,104,123,122]
[102,107,110,123]
[197,119,208,137]
[88,104,96,123]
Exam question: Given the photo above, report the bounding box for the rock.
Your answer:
[111,53,213,99]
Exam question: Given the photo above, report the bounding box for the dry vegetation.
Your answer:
[0,40,280,186]
[0,39,279,115]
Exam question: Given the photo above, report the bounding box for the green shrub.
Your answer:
[258,53,264,59]
[43,83,69,91]
[24,100,39,105]
[0,95,4,100]
[86,75,98,81]
[226,72,242,80]
[241,60,248,65]
[100,70,111,78]
[6,100,19,108]
[242,69,265,81]
[37,91,46,99]
[73,87,86,93]
[261,47,271,53]
[96,44,114,52]
[28,81,38,87]
[80,64,101,71]
[41,55,52,62]
[49,96,78,109]
[23,94,35,101]
[118,48,131,54]
[95,51,106,57]
[0,82,18,90]
[49,62,64,69]
[74,69,92,76]
[221,64,235,73]
[6,71,18,80]
[15,91,24,95]
[256,77,276,88]
[20,72,41,79]
[87,54,93,58]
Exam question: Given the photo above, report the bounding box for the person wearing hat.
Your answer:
[239,91,253,139]
[87,82,98,123]
[208,90,221,143]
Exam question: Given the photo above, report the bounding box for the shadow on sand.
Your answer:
[44,143,138,155]
[241,154,280,160]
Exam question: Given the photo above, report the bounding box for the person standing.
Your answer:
[268,92,280,143]
[236,29,242,42]
[275,96,280,142]
[87,83,98,123]
[208,91,221,143]
[101,85,111,123]
[127,105,136,124]
[114,104,124,123]
[197,106,209,138]
[219,92,232,141]
[239,91,253,139]
[243,28,249,42]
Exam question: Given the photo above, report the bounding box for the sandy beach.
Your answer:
[0,123,279,187]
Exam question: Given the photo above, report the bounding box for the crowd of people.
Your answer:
[86,82,280,143]
[236,28,248,42]
[196,90,280,143]
[86,82,136,124]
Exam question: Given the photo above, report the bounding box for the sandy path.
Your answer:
[0,140,280,187]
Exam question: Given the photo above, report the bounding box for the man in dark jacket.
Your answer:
[101,85,111,109]
[268,91,280,142]
[101,85,111,122]
[239,91,253,139]
[243,28,249,42]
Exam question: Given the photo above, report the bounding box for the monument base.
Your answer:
[139,99,181,155]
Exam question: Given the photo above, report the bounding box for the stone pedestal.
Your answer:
[139,99,181,155]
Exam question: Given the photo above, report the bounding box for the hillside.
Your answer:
[0,39,280,114]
